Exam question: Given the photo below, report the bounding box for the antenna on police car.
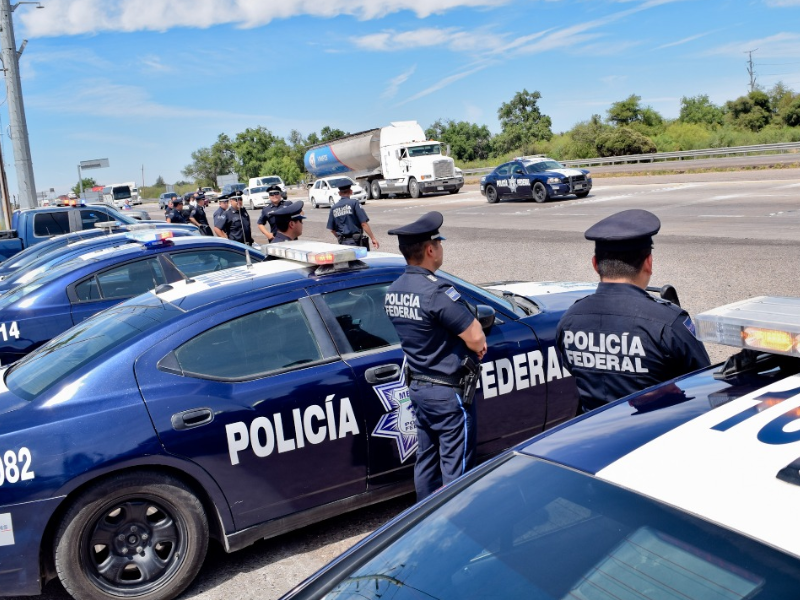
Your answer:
[245,247,253,268]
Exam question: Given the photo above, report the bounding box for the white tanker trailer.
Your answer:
[303,121,464,199]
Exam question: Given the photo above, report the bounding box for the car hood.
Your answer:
[544,167,587,178]
[483,281,596,312]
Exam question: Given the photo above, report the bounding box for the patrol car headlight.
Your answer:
[547,177,562,185]
[585,171,592,179]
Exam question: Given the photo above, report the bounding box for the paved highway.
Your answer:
[16,168,800,600]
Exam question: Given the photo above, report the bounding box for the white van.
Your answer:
[247,175,287,199]
[101,184,133,207]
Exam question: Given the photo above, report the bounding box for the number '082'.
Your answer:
[0,448,35,486]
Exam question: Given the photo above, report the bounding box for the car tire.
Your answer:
[54,472,209,600]
[532,182,549,203]
[486,185,499,204]
[249,199,255,210]
[371,180,382,199]
[311,197,318,209]
[409,178,421,199]
[363,182,372,200]
[328,196,334,206]
[448,189,459,195]
[575,190,590,198]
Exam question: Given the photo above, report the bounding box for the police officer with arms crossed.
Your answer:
[385,211,486,501]
[556,209,710,413]
[327,183,380,250]
[188,194,212,235]
[270,201,305,242]
[257,185,289,242]
[214,194,254,245]
[212,197,229,236]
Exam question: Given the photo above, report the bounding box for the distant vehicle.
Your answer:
[308,176,367,208]
[304,121,464,199]
[159,192,179,209]
[242,185,270,210]
[219,183,246,199]
[201,187,219,199]
[122,181,141,204]
[480,157,592,204]
[248,176,287,199]
[86,201,149,222]
[101,184,133,207]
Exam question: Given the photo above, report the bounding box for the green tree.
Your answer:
[495,89,553,155]
[72,177,96,196]
[784,97,800,127]
[154,175,165,187]
[596,127,656,157]
[565,115,608,158]
[233,127,281,180]
[726,92,771,131]
[319,126,348,142]
[425,119,494,161]
[182,133,236,187]
[679,95,725,126]
[607,94,644,126]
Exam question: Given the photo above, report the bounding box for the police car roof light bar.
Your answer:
[266,241,368,265]
[126,230,174,248]
[695,296,800,357]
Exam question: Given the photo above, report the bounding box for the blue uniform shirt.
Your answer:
[385,266,476,377]
[218,207,253,244]
[327,197,368,237]
[257,200,288,235]
[556,282,711,411]
[212,206,227,229]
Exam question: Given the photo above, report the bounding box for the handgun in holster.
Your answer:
[460,356,481,407]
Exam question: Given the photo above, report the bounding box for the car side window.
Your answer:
[33,211,70,237]
[174,301,323,380]
[75,258,167,301]
[80,208,113,230]
[167,249,250,278]
[512,163,525,175]
[321,283,400,353]
[495,164,510,177]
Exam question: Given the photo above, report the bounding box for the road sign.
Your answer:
[79,158,110,170]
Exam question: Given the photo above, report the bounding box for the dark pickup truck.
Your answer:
[0,205,141,262]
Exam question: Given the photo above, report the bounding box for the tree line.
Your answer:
[179,83,800,188]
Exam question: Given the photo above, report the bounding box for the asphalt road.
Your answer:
[16,167,800,600]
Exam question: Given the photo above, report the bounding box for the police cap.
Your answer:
[388,211,446,245]
[272,200,306,220]
[267,185,282,195]
[585,209,660,252]
[337,183,352,193]
[173,198,184,206]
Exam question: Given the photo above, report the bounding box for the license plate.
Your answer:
[437,186,443,190]
[574,184,585,190]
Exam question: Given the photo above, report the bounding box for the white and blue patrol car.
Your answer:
[281,296,800,600]
[480,156,592,204]
[0,242,593,600]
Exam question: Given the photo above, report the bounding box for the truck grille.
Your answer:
[433,160,454,179]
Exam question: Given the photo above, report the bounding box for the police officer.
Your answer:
[213,194,254,244]
[212,197,229,235]
[188,194,212,235]
[385,211,487,501]
[256,185,289,242]
[556,209,710,413]
[327,184,379,250]
[270,201,305,242]
[166,198,188,224]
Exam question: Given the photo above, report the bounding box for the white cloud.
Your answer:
[654,30,717,50]
[763,0,800,6]
[140,55,174,73]
[352,26,506,53]
[382,65,416,99]
[19,0,512,37]
[396,63,489,105]
[704,32,800,58]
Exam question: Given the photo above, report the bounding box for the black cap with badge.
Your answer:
[267,185,282,195]
[388,211,446,246]
[337,183,352,193]
[585,209,661,252]
[272,201,306,221]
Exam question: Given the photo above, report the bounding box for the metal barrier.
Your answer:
[461,141,800,176]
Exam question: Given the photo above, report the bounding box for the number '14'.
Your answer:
[0,322,19,342]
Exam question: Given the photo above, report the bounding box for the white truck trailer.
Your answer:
[303,121,463,199]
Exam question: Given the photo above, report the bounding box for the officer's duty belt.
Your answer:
[410,372,463,388]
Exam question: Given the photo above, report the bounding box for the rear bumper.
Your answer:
[0,496,63,596]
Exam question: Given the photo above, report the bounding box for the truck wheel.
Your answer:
[54,472,208,600]
[371,180,382,199]
[363,182,372,200]
[486,185,500,204]
[409,178,421,199]
[311,197,318,209]
[532,182,549,203]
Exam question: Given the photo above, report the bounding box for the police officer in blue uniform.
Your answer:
[556,209,710,413]
[256,185,289,242]
[385,211,487,501]
[270,201,305,243]
[166,198,188,224]
[188,194,212,235]
[214,194,254,245]
[327,184,380,250]
[212,197,229,235]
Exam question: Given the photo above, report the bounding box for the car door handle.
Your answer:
[365,364,402,384]
[171,408,214,431]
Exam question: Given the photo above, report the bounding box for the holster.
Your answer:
[459,356,481,407]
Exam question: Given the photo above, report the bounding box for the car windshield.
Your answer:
[112,187,132,200]
[317,455,800,600]
[5,296,184,401]
[407,144,442,157]
[261,177,281,185]
[526,160,564,173]
[328,178,355,188]
[252,186,267,193]
[438,270,517,315]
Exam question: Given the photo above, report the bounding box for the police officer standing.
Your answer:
[270,201,305,242]
[256,185,289,242]
[212,197,229,236]
[213,194,254,244]
[166,198,188,224]
[385,211,486,501]
[556,209,710,413]
[327,184,379,250]
[188,194,212,235]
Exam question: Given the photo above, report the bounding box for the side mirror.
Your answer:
[475,304,496,331]
[446,144,451,157]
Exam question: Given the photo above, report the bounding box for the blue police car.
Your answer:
[281,295,800,600]
[480,156,592,204]
[0,231,264,365]
[0,242,591,600]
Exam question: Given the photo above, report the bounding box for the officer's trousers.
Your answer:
[410,380,477,501]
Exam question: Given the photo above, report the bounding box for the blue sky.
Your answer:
[2,0,799,197]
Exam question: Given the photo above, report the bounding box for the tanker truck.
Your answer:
[303,121,464,199]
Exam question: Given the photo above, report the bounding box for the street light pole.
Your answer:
[0,0,41,210]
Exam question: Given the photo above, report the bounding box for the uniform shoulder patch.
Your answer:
[426,274,438,282]
[683,316,697,336]
[444,286,461,302]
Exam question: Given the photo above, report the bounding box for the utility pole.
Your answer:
[0,0,42,211]
[141,164,145,190]
[745,48,758,93]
